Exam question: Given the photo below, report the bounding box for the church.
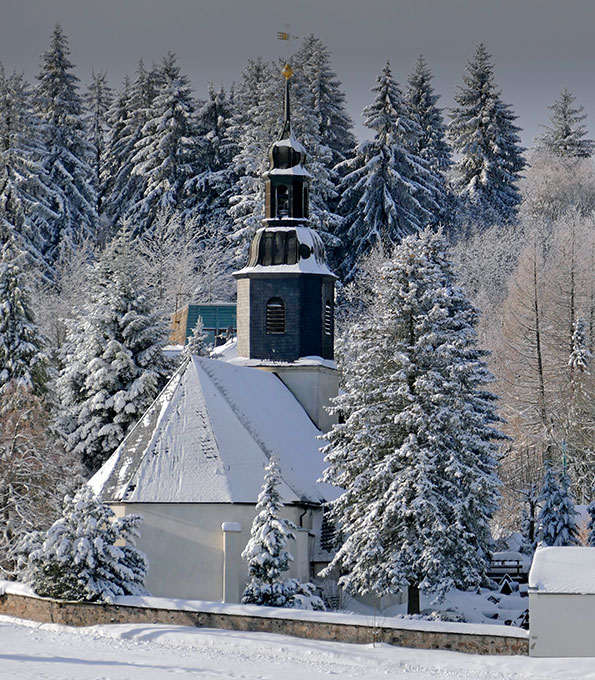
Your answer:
[90,64,341,603]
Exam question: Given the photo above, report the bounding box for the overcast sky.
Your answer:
[1,0,595,147]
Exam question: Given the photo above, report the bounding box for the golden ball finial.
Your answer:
[282,63,293,80]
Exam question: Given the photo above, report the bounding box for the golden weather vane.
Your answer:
[277,23,299,67]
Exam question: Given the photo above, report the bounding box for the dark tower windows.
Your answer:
[324,301,333,336]
[266,297,285,334]
[276,185,289,217]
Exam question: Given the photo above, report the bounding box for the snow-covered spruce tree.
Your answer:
[0,236,49,396]
[228,58,282,265]
[0,67,59,271]
[405,55,453,227]
[84,70,113,220]
[127,53,205,237]
[292,35,356,171]
[181,317,209,361]
[57,229,173,475]
[241,458,324,610]
[35,24,97,262]
[191,83,238,234]
[448,44,525,228]
[291,35,356,235]
[321,229,502,615]
[535,463,579,547]
[536,89,594,159]
[335,62,440,281]
[101,62,158,229]
[20,484,148,602]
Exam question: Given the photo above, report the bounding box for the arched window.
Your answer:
[324,300,333,336]
[266,297,285,334]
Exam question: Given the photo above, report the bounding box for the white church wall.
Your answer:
[529,592,595,656]
[265,364,339,433]
[118,502,318,603]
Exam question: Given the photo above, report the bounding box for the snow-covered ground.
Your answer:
[1,614,594,680]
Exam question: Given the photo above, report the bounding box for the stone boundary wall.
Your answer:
[0,591,528,656]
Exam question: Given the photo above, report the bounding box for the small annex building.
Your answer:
[90,64,340,603]
[528,546,595,657]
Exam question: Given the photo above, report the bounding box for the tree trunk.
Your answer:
[407,583,420,615]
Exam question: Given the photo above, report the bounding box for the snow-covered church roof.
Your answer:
[90,357,336,505]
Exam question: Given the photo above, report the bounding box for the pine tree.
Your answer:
[35,24,97,261]
[101,63,157,228]
[57,230,173,474]
[19,484,148,602]
[0,237,49,395]
[536,89,594,159]
[0,67,59,270]
[405,55,452,226]
[535,463,579,547]
[321,229,502,614]
[181,317,209,360]
[127,53,204,236]
[241,457,324,610]
[448,44,525,228]
[335,62,440,281]
[84,70,113,219]
[291,35,356,234]
[228,58,281,263]
[292,35,356,169]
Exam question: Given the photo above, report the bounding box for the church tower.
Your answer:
[234,65,338,431]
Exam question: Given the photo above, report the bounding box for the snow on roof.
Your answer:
[528,546,595,594]
[90,357,337,505]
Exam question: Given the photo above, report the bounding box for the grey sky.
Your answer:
[1,0,595,146]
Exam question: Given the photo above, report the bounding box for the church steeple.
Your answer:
[265,64,311,224]
[234,64,336,366]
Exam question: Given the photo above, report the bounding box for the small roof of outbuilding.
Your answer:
[528,546,595,594]
[89,357,336,505]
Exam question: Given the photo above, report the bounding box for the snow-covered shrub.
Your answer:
[241,457,324,611]
[19,484,148,602]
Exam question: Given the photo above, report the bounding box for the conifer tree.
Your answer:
[84,70,113,219]
[405,55,452,226]
[181,318,209,360]
[448,44,525,227]
[0,237,49,396]
[20,485,148,602]
[536,89,594,159]
[0,67,59,269]
[228,58,281,263]
[101,63,157,228]
[242,457,324,610]
[127,53,204,236]
[321,229,502,614]
[35,24,97,261]
[57,230,173,474]
[335,63,440,280]
[535,463,580,547]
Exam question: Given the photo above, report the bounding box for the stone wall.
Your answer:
[0,591,528,656]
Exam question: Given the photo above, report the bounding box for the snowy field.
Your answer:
[1,614,594,680]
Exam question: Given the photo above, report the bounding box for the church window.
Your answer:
[324,300,333,336]
[266,297,285,334]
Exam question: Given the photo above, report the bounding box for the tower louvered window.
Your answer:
[266,297,285,334]
[324,300,333,336]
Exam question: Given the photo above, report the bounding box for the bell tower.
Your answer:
[233,65,338,432]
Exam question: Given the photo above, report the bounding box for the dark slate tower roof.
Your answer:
[234,64,336,363]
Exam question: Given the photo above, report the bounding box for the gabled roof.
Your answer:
[90,357,337,505]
